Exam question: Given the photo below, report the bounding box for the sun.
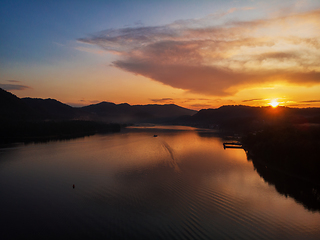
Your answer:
[269,99,279,108]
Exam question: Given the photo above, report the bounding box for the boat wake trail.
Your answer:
[161,140,180,172]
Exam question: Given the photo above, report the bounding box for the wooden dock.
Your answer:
[223,142,243,149]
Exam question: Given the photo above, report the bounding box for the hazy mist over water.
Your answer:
[1,126,320,239]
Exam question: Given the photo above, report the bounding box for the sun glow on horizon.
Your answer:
[269,99,279,108]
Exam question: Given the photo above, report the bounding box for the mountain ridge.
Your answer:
[0,88,197,123]
[177,105,320,131]
[2,88,320,129]
[80,100,197,123]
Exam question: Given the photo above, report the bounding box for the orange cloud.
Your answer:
[79,9,320,96]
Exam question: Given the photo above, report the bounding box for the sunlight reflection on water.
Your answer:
[0,126,320,239]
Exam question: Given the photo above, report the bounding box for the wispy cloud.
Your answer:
[75,46,108,55]
[79,8,320,96]
[242,98,263,103]
[0,83,31,91]
[150,98,174,103]
[7,80,20,83]
[300,100,320,103]
[52,42,65,47]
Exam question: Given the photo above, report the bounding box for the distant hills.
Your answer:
[81,101,197,123]
[178,105,320,131]
[0,88,197,123]
[2,87,320,129]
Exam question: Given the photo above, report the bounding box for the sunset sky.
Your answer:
[1,0,320,109]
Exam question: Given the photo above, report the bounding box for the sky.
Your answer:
[1,0,320,110]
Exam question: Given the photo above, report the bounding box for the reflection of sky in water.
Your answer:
[0,128,320,239]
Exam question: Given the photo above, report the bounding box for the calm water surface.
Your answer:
[1,126,320,239]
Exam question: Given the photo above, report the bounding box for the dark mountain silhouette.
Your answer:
[0,88,37,120]
[0,88,197,143]
[3,87,320,129]
[80,102,136,123]
[22,97,88,120]
[178,105,320,131]
[0,88,197,124]
[80,102,197,123]
[135,104,196,118]
[0,88,121,143]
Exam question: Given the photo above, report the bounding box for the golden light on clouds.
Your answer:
[79,8,320,102]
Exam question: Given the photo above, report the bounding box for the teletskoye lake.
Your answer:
[1,126,320,239]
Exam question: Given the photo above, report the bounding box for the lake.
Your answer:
[1,126,320,239]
